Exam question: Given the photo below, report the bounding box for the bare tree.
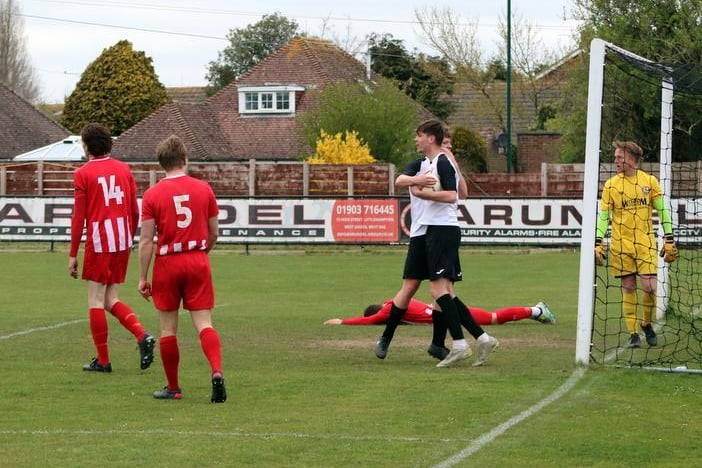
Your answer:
[316,15,365,56]
[497,11,566,122]
[0,0,39,103]
[415,7,505,128]
[416,6,571,131]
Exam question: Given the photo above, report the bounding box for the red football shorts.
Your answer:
[82,249,130,284]
[152,251,215,312]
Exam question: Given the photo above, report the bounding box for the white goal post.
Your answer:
[575,39,674,366]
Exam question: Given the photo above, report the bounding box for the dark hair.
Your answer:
[416,119,444,145]
[363,304,382,317]
[156,135,187,171]
[80,123,112,157]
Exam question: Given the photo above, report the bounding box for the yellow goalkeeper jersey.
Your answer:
[600,169,662,254]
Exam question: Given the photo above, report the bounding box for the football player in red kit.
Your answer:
[325,298,555,361]
[69,123,155,373]
[138,135,226,403]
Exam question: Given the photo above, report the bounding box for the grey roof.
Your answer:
[0,83,70,160]
[13,135,86,161]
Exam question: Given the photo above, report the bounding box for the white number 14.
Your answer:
[97,175,125,206]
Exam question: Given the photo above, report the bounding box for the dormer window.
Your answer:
[238,85,304,115]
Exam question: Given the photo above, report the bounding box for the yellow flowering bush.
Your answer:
[306,130,376,164]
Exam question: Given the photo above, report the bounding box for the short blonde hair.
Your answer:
[156,135,187,171]
[613,140,643,161]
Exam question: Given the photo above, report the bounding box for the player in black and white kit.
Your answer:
[374,120,498,367]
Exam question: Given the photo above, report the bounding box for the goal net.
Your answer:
[576,39,702,373]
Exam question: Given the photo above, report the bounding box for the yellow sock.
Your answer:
[622,291,638,334]
[641,292,655,327]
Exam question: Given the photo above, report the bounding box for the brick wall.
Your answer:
[517,132,562,173]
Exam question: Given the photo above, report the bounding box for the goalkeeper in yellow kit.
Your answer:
[595,140,678,348]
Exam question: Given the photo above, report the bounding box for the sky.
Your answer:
[16,0,582,103]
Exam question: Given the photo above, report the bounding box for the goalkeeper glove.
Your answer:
[660,234,679,263]
[594,237,606,266]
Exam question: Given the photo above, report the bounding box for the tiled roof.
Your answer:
[114,37,418,161]
[111,102,230,161]
[166,86,208,104]
[0,84,70,160]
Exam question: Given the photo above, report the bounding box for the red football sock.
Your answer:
[159,335,180,390]
[108,302,146,342]
[89,308,109,365]
[199,327,223,374]
[494,307,533,324]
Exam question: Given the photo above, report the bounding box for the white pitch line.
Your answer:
[0,319,86,341]
[432,366,587,468]
[0,428,472,444]
[0,303,229,342]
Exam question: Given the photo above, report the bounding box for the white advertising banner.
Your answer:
[1,197,700,245]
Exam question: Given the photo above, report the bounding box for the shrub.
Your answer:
[450,126,489,173]
[306,130,376,164]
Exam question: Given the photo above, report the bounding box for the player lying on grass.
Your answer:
[325,298,555,362]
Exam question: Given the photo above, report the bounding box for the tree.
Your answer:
[306,130,376,164]
[0,0,39,102]
[496,11,565,129]
[450,126,489,173]
[415,6,567,133]
[298,80,422,167]
[61,40,168,135]
[206,13,299,93]
[415,7,502,125]
[552,0,702,162]
[368,33,455,119]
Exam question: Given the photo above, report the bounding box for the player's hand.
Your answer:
[138,279,152,301]
[594,238,606,266]
[661,234,679,263]
[415,170,438,188]
[68,256,78,278]
[324,319,342,326]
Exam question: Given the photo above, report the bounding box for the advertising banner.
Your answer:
[1,197,700,245]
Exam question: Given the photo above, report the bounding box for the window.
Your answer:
[276,92,290,110]
[238,85,304,115]
[245,92,258,111]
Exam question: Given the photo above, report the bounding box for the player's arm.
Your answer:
[207,216,218,253]
[653,196,678,262]
[206,186,219,253]
[68,175,86,278]
[410,186,457,203]
[396,159,437,189]
[594,209,609,266]
[128,175,139,240]
[411,157,458,203]
[443,148,468,199]
[138,218,155,300]
[652,197,673,235]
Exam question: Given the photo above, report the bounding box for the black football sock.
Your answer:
[431,309,448,348]
[454,296,485,339]
[436,294,463,341]
[381,303,406,342]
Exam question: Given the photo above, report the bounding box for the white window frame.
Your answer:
[238,85,304,115]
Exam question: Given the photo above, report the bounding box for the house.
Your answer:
[112,38,386,161]
[449,50,583,172]
[0,83,70,160]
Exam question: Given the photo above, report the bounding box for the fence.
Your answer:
[1,160,700,198]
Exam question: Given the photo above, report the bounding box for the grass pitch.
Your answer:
[0,245,700,467]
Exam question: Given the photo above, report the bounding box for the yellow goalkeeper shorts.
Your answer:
[610,245,657,278]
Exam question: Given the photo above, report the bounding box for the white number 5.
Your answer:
[173,194,192,228]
